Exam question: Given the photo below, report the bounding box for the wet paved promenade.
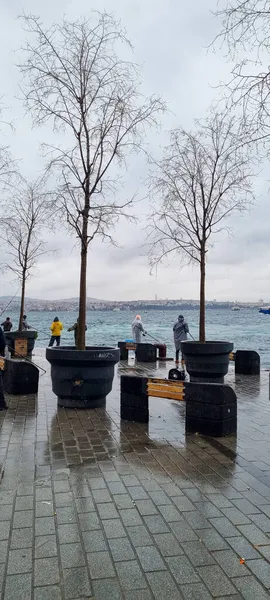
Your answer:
[1,350,270,599]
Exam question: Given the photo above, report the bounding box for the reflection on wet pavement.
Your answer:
[0,350,270,599]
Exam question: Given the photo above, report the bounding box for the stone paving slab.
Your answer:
[0,351,270,598]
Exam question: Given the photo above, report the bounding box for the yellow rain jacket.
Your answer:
[50,321,63,337]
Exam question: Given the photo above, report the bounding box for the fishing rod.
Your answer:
[38,324,76,339]
[145,331,163,344]
[147,330,196,343]
[6,345,47,375]
[0,287,21,318]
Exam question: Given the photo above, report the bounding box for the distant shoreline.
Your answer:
[0,296,265,313]
[0,304,260,313]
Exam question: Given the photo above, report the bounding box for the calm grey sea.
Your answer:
[2,308,270,368]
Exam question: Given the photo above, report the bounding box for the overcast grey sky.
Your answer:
[1,0,269,302]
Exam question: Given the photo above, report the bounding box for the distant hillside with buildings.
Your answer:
[0,296,266,312]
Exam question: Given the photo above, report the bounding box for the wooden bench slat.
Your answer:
[147,378,185,401]
[148,383,184,394]
[148,389,185,401]
[148,378,184,388]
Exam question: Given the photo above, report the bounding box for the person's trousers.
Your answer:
[175,349,184,362]
[48,336,60,347]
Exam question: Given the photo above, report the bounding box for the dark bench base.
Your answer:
[120,376,148,423]
[235,350,260,375]
[118,342,158,363]
[185,382,237,436]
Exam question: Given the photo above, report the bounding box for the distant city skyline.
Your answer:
[0,295,268,308]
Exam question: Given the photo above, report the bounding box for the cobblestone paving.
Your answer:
[0,351,270,599]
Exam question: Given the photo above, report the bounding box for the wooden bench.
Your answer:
[120,375,237,437]
[147,378,185,401]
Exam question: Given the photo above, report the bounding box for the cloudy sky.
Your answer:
[1,0,269,303]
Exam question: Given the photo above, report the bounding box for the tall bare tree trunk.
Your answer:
[77,243,87,350]
[18,271,26,332]
[199,246,206,343]
[77,200,88,350]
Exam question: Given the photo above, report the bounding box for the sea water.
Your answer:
[2,308,270,368]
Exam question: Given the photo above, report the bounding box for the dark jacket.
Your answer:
[22,318,30,330]
[0,327,6,357]
[1,320,12,332]
[68,322,87,341]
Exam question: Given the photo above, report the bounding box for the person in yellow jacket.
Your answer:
[48,317,63,347]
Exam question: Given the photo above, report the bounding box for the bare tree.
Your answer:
[148,112,254,342]
[0,109,16,189]
[0,145,14,188]
[19,13,164,349]
[1,178,52,331]
[214,1,270,143]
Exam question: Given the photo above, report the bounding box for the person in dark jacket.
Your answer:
[0,327,7,410]
[22,315,31,330]
[173,315,189,364]
[0,328,6,358]
[1,317,12,332]
[68,318,87,344]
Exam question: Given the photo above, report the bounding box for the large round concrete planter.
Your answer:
[46,346,120,409]
[181,341,233,383]
[5,330,37,358]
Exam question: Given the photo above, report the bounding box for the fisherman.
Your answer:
[22,315,31,330]
[48,317,63,347]
[173,314,189,364]
[1,317,12,332]
[0,327,7,410]
[132,315,146,344]
[68,318,87,344]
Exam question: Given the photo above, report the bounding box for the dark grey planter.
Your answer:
[46,346,120,409]
[5,330,37,358]
[181,341,233,383]
[3,358,39,395]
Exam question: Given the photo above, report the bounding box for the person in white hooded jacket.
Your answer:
[132,315,146,343]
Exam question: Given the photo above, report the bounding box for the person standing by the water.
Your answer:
[48,317,63,347]
[1,317,12,332]
[22,315,31,330]
[68,318,87,345]
[132,315,146,343]
[173,315,189,364]
[0,327,7,410]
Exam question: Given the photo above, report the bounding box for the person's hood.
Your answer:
[132,318,142,324]
[178,316,185,323]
